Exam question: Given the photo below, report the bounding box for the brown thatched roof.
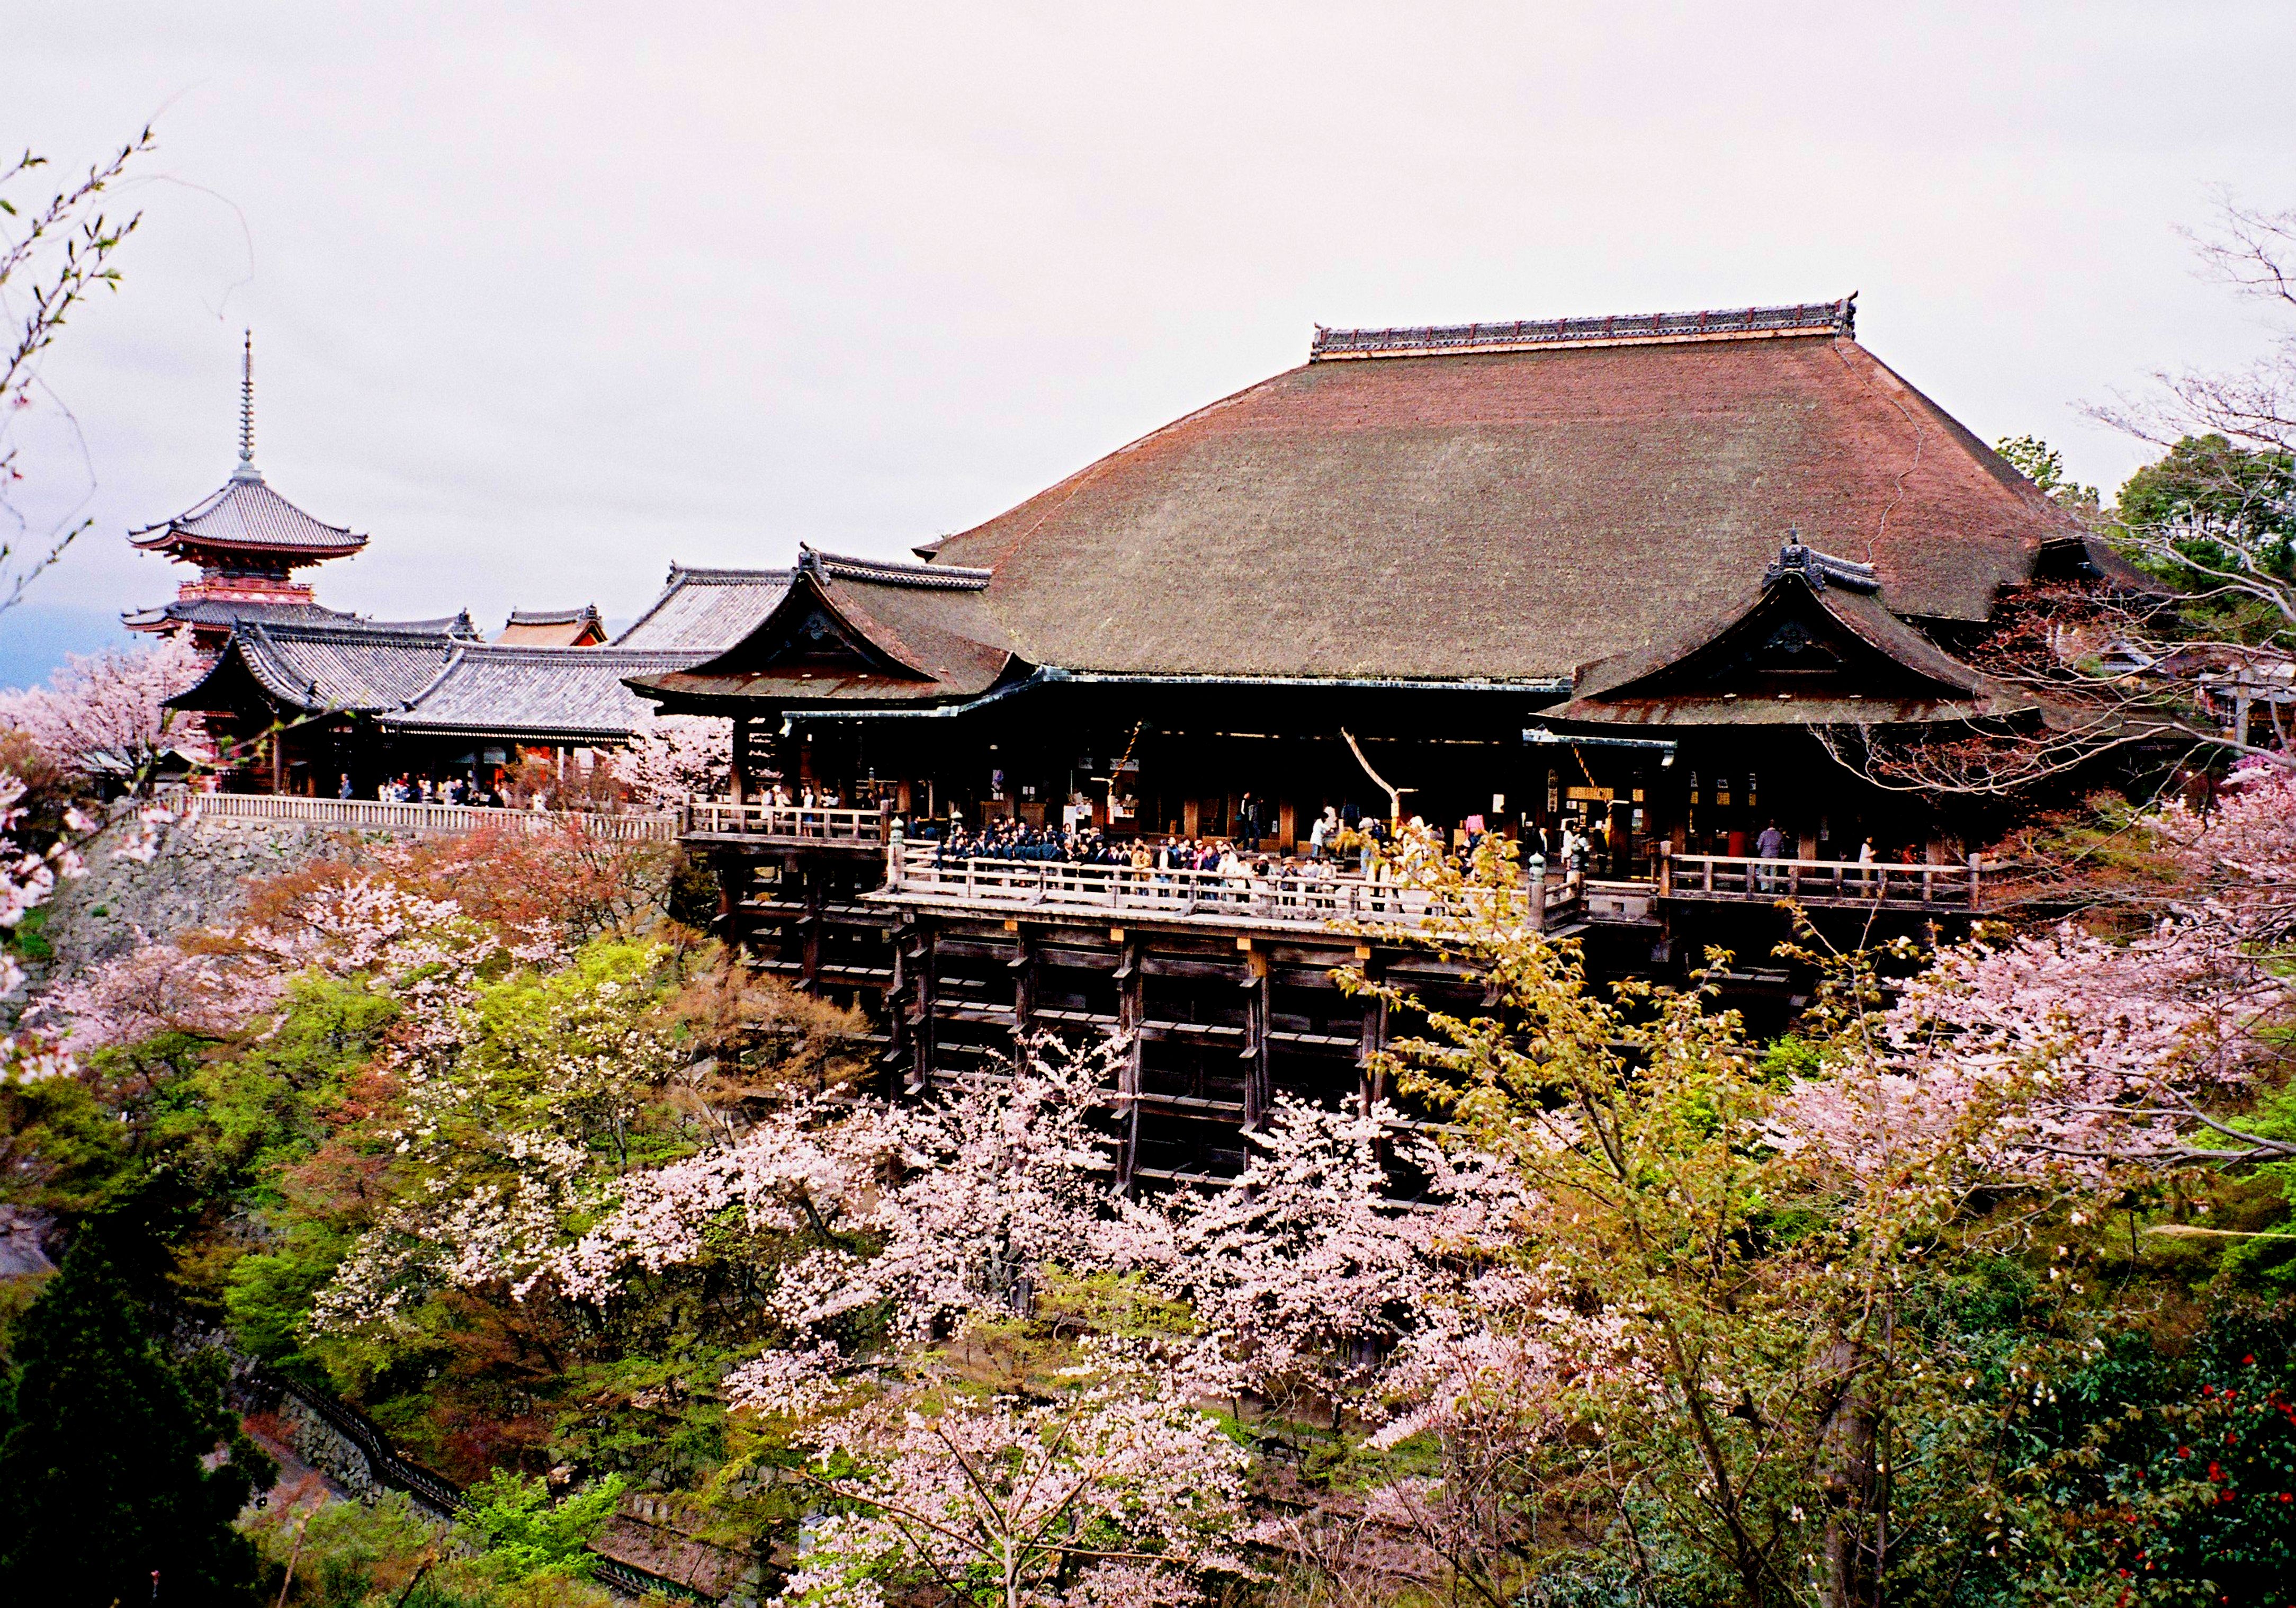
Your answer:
[929,312,2075,683]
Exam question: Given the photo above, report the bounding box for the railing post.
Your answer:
[1967,852,1983,911]
[1656,842,1672,898]
[886,820,905,889]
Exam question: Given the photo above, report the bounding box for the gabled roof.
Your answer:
[628,548,1015,708]
[168,618,712,744]
[496,604,606,646]
[927,300,2082,683]
[384,645,701,742]
[129,467,366,561]
[1548,538,2033,726]
[614,565,795,649]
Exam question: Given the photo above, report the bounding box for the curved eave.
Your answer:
[128,526,367,561]
[1543,695,2035,727]
[375,717,642,745]
[624,669,971,713]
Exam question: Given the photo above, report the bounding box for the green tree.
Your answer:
[2114,432,2296,642]
[0,1238,275,1605]
[1996,432,2100,511]
[453,1469,626,1584]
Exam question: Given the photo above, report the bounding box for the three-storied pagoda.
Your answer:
[124,334,372,651]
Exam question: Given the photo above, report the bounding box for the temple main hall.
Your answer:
[614,297,2143,1180]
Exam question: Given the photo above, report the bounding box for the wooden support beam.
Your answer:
[1010,926,1037,1047]
[909,917,937,1094]
[1117,935,1144,1195]
[1243,951,1271,1131]
[800,872,824,991]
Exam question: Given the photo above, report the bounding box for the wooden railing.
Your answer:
[1660,851,2011,910]
[262,1368,708,1601]
[681,798,891,844]
[878,843,1584,933]
[165,789,679,842]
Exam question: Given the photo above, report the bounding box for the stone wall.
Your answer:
[25,811,362,993]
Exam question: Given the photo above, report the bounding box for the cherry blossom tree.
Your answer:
[777,1364,1252,1608]
[553,1038,1138,1378]
[1156,1096,1520,1424]
[609,714,730,809]
[0,636,207,783]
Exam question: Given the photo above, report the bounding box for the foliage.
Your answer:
[455,1468,628,1584]
[0,635,208,778]
[2114,432,2296,644]
[1996,433,2101,512]
[0,1237,275,1605]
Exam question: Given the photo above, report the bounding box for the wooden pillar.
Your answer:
[270,729,286,794]
[1115,931,1143,1195]
[799,867,824,991]
[730,717,752,804]
[1240,946,1271,1131]
[716,850,741,958]
[1008,923,1036,1047]
[1356,951,1387,1113]
[907,919,937,1094]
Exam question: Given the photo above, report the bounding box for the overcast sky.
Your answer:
[5,1,2293,686]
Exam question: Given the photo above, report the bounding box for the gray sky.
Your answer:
[6,2,2294,685]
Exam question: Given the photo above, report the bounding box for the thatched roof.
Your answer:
[931,311,2073,683]
[638,302,2081,719]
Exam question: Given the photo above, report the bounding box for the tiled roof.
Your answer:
[496,604,606,646]
[385,646,700,741]
[123,597,358,631]
[613,565,794,649]
[629,553,1015,709]
[129,470,366,560]
[171,618,714,744]
[1551,540,2033,726]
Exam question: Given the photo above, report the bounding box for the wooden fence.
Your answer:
[1661,851,2011,911]
[681,799,890,844]
[881,843,1584,933]
[164,789,679,843]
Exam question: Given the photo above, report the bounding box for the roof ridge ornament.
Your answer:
[794,542,992,592]
[1309,295,1858,362]
[230,329,263,484]
[1764,528,1880,594]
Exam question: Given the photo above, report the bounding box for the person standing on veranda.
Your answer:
[1755,819,1788,891]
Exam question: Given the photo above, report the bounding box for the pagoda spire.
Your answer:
[230,328,262,484]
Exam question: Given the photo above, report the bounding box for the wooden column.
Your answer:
[907,919,937,1094]
[1356,951,1388,1112]
[1008,923,1037,1047]
[1240,946,1271,1131]
[715,850,741,958]
[799,868,824,991]
[270,730,286,794]
[1115,931,1143,1194]
[730,717,752,804]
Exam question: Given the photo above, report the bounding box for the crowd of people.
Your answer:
[912,807,1608,885]
[350,772,512,808]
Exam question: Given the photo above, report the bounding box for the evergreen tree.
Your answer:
[0,1239,274,1605]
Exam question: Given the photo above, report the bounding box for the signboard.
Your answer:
[1565,786,1615,803]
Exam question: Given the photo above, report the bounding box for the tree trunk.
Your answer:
[1815,1333,1880,1608]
